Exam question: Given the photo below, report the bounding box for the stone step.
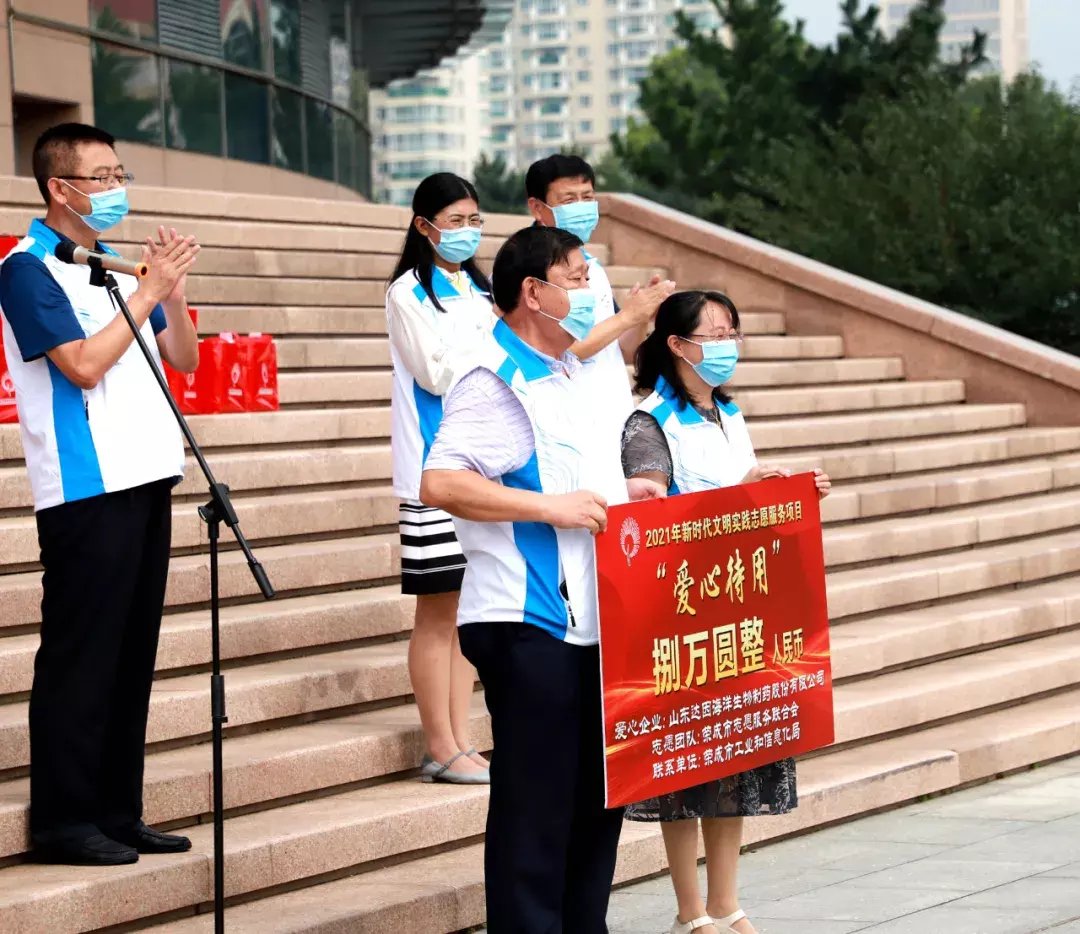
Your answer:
[0,584,413,698]
[200,306,388,336]
[0,178,530,237]
[270,371,958,413]
[832,629,1080,744]
[0,207,513,259]
[749,403,1026,451]
[0,444,392,512]
[172,246,627,280]
[0,485,399,570]
[16,423,1067,516]
[2,444,1072,569]
[825,527,1080,619]
[770,426,1080,479]
[832,576,1080,680]
[6,687,1078,933]
[0,408,392,462]
[821,452,1080,523]
[276,336,390,368]
[1,403,1022,465]
[2,546,1075,776]
[735,380,964,419]
[822,487,1080,567]
[0,692,481,861]
[195,306,784,338]
[0,534,400,629]
[728,357,905,388]
[187,277,386,308]
[278,370,392,406]
[0,641,421,772]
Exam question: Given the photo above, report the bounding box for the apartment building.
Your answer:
[371,0,722,196]
[883,0,1030,81]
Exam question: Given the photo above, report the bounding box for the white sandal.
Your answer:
[670,917,716,934]
[712,909,748,933]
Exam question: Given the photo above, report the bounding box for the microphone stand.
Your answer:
[90,260,275,934]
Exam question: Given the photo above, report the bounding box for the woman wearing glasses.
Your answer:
[621,291,831,934]
[386,173,495,784]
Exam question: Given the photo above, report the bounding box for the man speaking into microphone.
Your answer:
[0,123,199,865]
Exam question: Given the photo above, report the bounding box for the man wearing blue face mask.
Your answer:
[526,154,674,456]
[421,226,666,932]
[526,154,675,366]
[0,123,200,866]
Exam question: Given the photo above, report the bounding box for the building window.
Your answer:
[579,94,591,106]
[272,86,304,170]
[579,119,592,132]
[166,60,223,155]
[577,20,589,31]
[91,42,163,145]
[305,97,335,179]
[578,70,590,81]
[225,73,270,163]
[90,0,156,41]
[221,0,268,71]
[270,0,302,85]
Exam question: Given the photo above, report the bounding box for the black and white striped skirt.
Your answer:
[399,500,466,595]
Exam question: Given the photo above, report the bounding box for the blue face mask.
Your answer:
[683,338,740,388]
[535,280,597,341]
[549,200,599,244]
[428,223,482,264]
[62,180,129,233]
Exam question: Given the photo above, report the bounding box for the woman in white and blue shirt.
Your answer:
[386,173,496,785]
[622,290,831,934]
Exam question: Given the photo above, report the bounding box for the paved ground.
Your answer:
[607,756,1080,934]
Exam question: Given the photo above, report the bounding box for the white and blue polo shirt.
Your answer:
[637,374,757,494]
[0,219,184,512]
[451,320,629,646]
[387,264,495,501]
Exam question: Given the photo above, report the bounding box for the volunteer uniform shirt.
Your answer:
[582,249,634,451]
[386,264,496,501]
[0,219,184,511]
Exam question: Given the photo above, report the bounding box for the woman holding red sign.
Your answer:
[387,173,496,784]
[621,290,830,934]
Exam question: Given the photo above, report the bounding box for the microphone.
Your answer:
[55,240,148,278]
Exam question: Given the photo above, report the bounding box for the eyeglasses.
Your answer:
[685,331,743,343]
[429,215,484,230]
[58,173,135,189]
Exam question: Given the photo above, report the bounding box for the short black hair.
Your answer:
[492,226,584,314]
[32,123,117,204]
[525,154,596,202]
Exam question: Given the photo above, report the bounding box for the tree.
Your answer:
[472,153,526,214]
[611,0,983,220]
[728,74,1080,355]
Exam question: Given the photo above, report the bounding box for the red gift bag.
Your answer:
[0,338,17,424]
[240,333,278,412]
[1,234,21,422]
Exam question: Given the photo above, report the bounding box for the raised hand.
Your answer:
[139,226,199,305]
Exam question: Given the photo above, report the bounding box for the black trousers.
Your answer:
[29,479,173,846]
[459,622,625,934]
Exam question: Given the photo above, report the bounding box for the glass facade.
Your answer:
[88,0,371,194]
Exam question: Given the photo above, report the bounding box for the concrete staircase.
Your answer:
[0,178,1077,932]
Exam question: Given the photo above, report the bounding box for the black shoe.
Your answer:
[35,833,139,866]
[104,821,192,854]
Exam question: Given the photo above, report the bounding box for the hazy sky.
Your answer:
[780,0,1078,91]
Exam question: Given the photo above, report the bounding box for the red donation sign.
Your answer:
[595,473,834,808]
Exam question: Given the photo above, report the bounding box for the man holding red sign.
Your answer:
[600,290,831,934]
[420,226,665,933]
